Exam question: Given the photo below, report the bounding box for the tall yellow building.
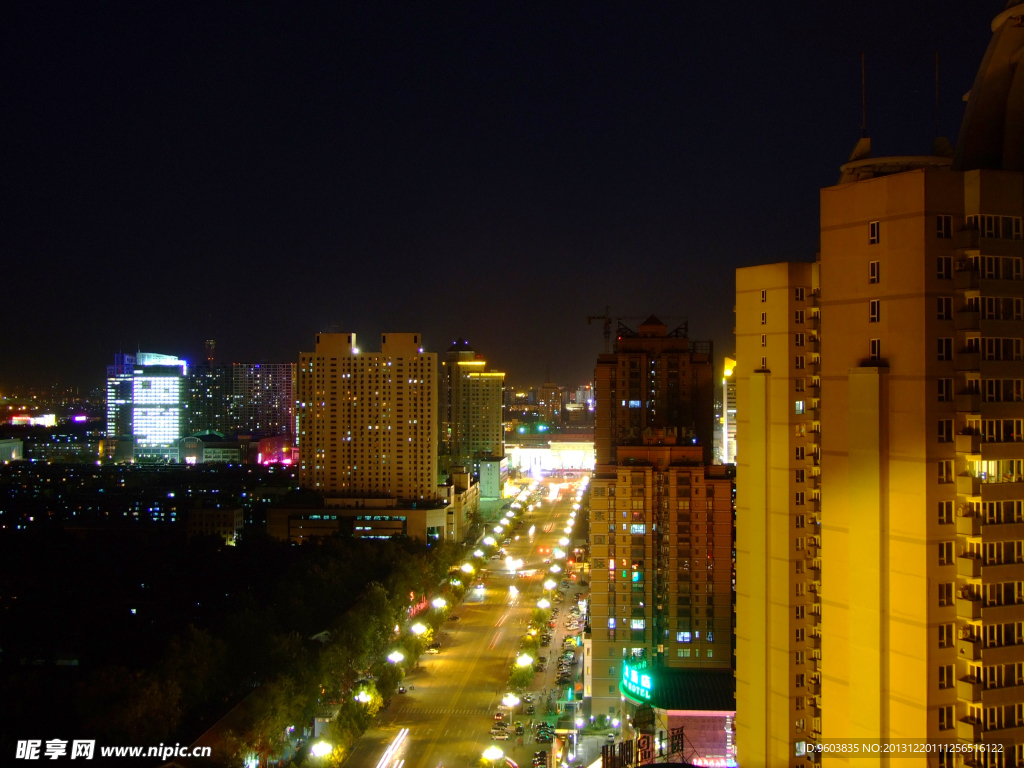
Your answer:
[297,332,438,500]
[736,5,1023,766]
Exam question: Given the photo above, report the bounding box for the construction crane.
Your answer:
[587,310,688,354]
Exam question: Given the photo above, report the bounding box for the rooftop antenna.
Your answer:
[861,51,867,137]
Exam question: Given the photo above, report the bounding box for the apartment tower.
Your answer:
[297,332,437,500]
[439,339,506,466]
[736,5,1023,764]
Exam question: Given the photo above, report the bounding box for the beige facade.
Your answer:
[297,332,437,500]
[439,341,505,465]
[735,261,822,766]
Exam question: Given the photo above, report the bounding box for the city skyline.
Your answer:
[0,1,998,390]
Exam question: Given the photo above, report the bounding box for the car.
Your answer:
[494,712,506,721]
[515,722,525,735]
[523,694,533,702]
[606,733,616,743]
[398,686,407,694]
[448,615,461,621]
[493,721,508,730]
[491,731,510,740]
[425,647,440,654]
[536,732,552,743]
[526,704,535,715]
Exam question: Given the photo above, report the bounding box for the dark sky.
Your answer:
[1,1,1000,391]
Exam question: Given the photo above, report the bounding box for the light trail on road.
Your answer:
[374,728,409,768]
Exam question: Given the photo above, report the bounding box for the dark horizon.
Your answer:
[1,1,1000,391]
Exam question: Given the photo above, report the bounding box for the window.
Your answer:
[938,665,954,689]
[795,287,805,301]
[869,339,881,361]
[938,706,954,731]
[760,356,767,370]
[795,492,805,506]
[869,300,880,323]
[795,401,805,415]
[761,334,767,347]
[938,420,953,443]
[938,500,953,524]
[869,260,880,283]
[938,378,953,402]
[795,446,805,461]
[937,296,952,320]
[937,338,953,361]
[795,310,804,324]
[761,290,767,303]
[795,378,805,392]
[795,355,805,370]
[795,606,805,620]
[937,215,952,239]
[795,583,805,597]
[938,541,954,566]
[937,256,953,279]
[795,718,805,733]
[677,648,690,658]
[795,333,805,347]
[939,623,955,648]
[795,696,805,710]
[938,460,953,484]
[677,631,691,643]
[795,651,805,664]
[938,582,953,606]
[795,628,806,642]
[761,312,767,325]
[795,469,805,483]
[795,514,806,528]
[869,221,880,244]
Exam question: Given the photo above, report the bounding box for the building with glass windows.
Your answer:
[104,351,187,462]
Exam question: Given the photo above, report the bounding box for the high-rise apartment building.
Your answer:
[106,353,136,461]
[735,262,822,765]
[736,7,1022,764]
[439,339,505,466]
[721,357,737,465]
[538,382,561,425]
[186,364,233,435]
[594,316,715,465]
[297,332,437,500]
[233,362,296,437]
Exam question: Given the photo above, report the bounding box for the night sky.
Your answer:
[1,1,1000,390]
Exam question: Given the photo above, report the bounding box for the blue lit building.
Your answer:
[105,352,187,462]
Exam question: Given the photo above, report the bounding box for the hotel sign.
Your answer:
[621,661,653,701]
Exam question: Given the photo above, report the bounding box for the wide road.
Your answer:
[344,477,588,768]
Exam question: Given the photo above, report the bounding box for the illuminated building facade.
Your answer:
[721,357,737,465]
[131,353,187,462]
[588,435,735,723]
[439,339,505,466]
[297,332,438,500]
[233,362,296,438]
[186,364,233,435]
[735,7,1023,764]
[105,353,136,461]
[538,382,561,425]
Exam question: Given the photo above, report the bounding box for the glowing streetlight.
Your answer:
[612,718,621,728]
[544,579,557,590]
[310,742,332,757]
[461,563,474,573]
[559,537,570,546]
[575,717,585,728]
[387,651,405,663]
[354,691,371,703]
[484,536,496,546]
[410,623,427,636]
[432,597,447,609]
[564,526,573,534]
[509,585,519,597]
[494,525,504,534]
[473,549,484,558]
[506,511,515,518]
[516,654,533,667]
[549,564,562,573]
[483,746,504,761]
[537,598,551,609]
[502,693,521,708]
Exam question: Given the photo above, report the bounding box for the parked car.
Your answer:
[526,704,535,715]
[448,615,461,621]
[494,712,506,721]
[398,687,407,694]
[425,647,440,654]
[491,731,510,740]
[515,722,525,735]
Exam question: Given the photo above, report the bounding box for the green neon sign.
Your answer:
[621,662,653,701]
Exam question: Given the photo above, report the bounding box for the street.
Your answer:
[343,478,587,768]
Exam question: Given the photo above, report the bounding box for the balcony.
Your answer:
[957,596,982,620]
[957,515,983,536]
[955,393,982,413]
[958,637,982,661]
[956,311,981,331]
[955,268,980,290]
[958,555,982,578]
[958,474,982,497]
[957,677,982,703]
[957,718,983,743]
[956,433,982,456]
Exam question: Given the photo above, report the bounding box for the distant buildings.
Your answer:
[537,382,561,424]
[720,357,736,464]
[186,363,233,435]
[105,352,188,462]
[734,6,1023,763]
[233,363,296,437]
[439,339,505,469]
[297,332,438,500]
[0,438,23,462]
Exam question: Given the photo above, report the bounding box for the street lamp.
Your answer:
[387,651,405,663]
[474,549,485,558]
[494,525,504,534]
[354,691,371,703]
[432,597,447,609]
[537,598,550,609]
[544,579,557,591]
[516,654,533,667]
[611,718,620,728]
[484,536,496,546]
[550,564,562,573]
[482,746,504,763]
[502,693,521,708]
[575,717,584,728]
[461,563,474,573]
[410,623,427,636]
[559,537,570,546]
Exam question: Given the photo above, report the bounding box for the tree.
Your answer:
[509,665,534,692]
